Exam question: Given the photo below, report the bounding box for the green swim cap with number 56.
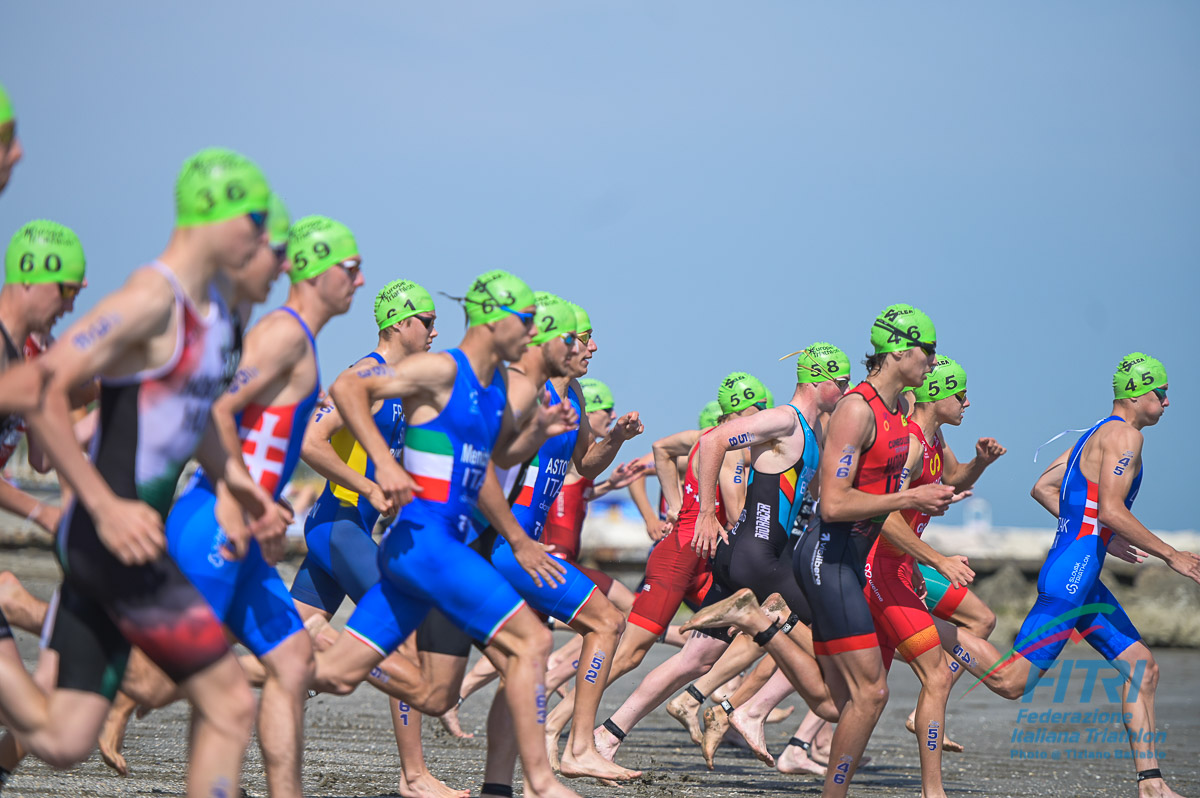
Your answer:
[1113,352,1168,399]
[287,216,359,284]
[718,371,768,415]
[175,148,270,228]
[5,220,86,285]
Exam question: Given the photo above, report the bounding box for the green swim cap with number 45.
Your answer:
[463,270,535,327]
[913,356,967,403]
[718,371,768,415]
[578,378,614,412]
[287,216,359,284]
[870,304,937,354]
[175,148,270,228]
[1113,352,1168,400]
[375,279,434,330]
[529,292,577,346]
[5,220,86,285]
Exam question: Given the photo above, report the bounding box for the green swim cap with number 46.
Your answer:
[913,356,967,403]
[287,216,359,284]
[463,270,535,327]
[529,292,577,346]
[375,279,434,330]
[1113,352,1168,399]
[578,378,614,412]
[718,371,768,415]
[175,148,270,228]
[870,304,937,354]
[5,220,86,284]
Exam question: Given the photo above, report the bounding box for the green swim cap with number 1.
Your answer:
[0,82,13,127]
[175,148,270,228]
[1113,352,1168,399]
[375,279,434,330]
[5,220,86,285]
[463,270,535,327]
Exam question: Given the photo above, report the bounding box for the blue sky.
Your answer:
[3,2,1196,529]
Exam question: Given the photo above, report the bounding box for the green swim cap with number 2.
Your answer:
[5,220,86,285]
[175,148,270,228]
[1113,352,1167,399]
[718,371,768,415]
[529,291,577,346]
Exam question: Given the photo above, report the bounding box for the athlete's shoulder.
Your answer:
[119,266,179,320]
[243,310,310,362]
[1099,418,1144,450]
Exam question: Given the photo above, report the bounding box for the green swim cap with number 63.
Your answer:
[375,279,434,330]
[578,378,614,412]
[913,356,967,403]
[5,220,85,284]
[870,304,936,354]
[287,216,358,284]
[463,270,535,327]
[529,292,577,346]
[698,400,722,430]
[718,371,768,415]
[175,148,270,228]
[1113,352,1167,399]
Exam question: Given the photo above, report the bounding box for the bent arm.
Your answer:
[1030,447,1069,518]
[818,399,915,523]
[1095,429,1174,561]
[300,403,380,498]
[654,430,698,517]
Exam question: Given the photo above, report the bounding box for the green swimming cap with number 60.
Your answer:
[796,342,852,384]
[1113,352,1168,399]
[0,82,13,127]
[913,356,967,403]
[5,220,86,285]
[266,193,290,247]
[175,148,270,228]
[578,378,614,412]
[870,304,936,354]
[463,270,535,327]
[698,400,722,430]
[529,292,577,346]
[287,216,358,284]
[375,279,434,330]
[718,371,768,415]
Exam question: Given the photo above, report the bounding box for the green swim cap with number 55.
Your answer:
[1113,352,1167,399]
[463,270,535,327]
[287,216,359,284]
[718,371,768,415]
[5,220,86,285]
[175,148,270,228]
[375,279,434,330]
[870,303,936,354]
[913,356,967,403]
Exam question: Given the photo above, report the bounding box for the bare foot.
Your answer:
[760,592,790,626]
[701,705,730,770]
[766,705,795,724]
[559,747,643,782]
[398,769,469,798]
[905,715,964,753]
[437,705,474,739]
[679,588,761,634]
[1138,776,1188,798]
[593,726,621,763]
[775,739,826,777]
[98,692,138,776]
[728,706,774,766]
[522,773,585,798]
[546,730,563,772]
[665,691,704,746]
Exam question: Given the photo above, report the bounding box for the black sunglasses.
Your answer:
[414,314,436,330]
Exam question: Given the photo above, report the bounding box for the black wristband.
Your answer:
[780,613,800,634]
[686,684,706,703]
[788,736,812,751]
[752,623,780,647]
[481,783,514,797]
[719,699,734,714]
[1137,769,1163,783]
[603,718,627,741]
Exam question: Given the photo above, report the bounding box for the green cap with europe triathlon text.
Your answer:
[793,341,851,384]
[529,291,577,346]
[698,400,721,429]
[287,215,358,284]
[5,220,86,285]
[578,378,614,412]
[375,279,434,330]
[175,148,270,228]
[718,371,768,415]
[0,82,13,127]
[1113,352,1168,399]
[870,304,936,354]
[463,270,535,327]
[913,355,967,403]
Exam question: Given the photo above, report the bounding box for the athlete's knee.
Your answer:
[265,648,316,694]
[593,604,626,640]
[970,607,997,639]
[194,675,257,739]
[923,659,954,696]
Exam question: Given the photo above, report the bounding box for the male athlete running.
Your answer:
[0,82,21,194]
[0,148,285,798]
[941,352,1198,798]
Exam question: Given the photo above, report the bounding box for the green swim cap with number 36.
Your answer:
[1113,352,1167,399]
[718,371,768,415]
[175,148,270,228]
[5,220,86,285]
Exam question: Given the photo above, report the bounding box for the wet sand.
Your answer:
[2,548,1197,797]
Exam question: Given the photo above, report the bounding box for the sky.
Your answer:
[2,2,1197,530]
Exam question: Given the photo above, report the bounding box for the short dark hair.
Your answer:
[862,352,886,373]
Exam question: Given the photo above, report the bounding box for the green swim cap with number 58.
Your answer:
[1113,352,1168,399]
[175,148,270,228]
[793,341,851,384]
[718,371,768,415]
[5,220,86,285]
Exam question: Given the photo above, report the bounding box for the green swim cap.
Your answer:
[287,215,358,284]
[578,378,614,412]
[375,279,434,330]
[794,341,852,384]
[870,304,937,354]
[763,388,776,409]
[529,292,577,346]
[913,356,967,403]
[5,220,86,285]
[718,371,769,415]
[1113,352,1168,399]
[569,301,592,334]
[175,148,270,228]
[0,82,13,127]
[266,193,290,247]
[463,270,535,327]
[698,400,722,430]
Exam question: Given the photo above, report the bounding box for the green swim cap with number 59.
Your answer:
[5,220,86,285]
[718,371,768,415]
[1113,352,1167,399]
[175,148,270,228]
